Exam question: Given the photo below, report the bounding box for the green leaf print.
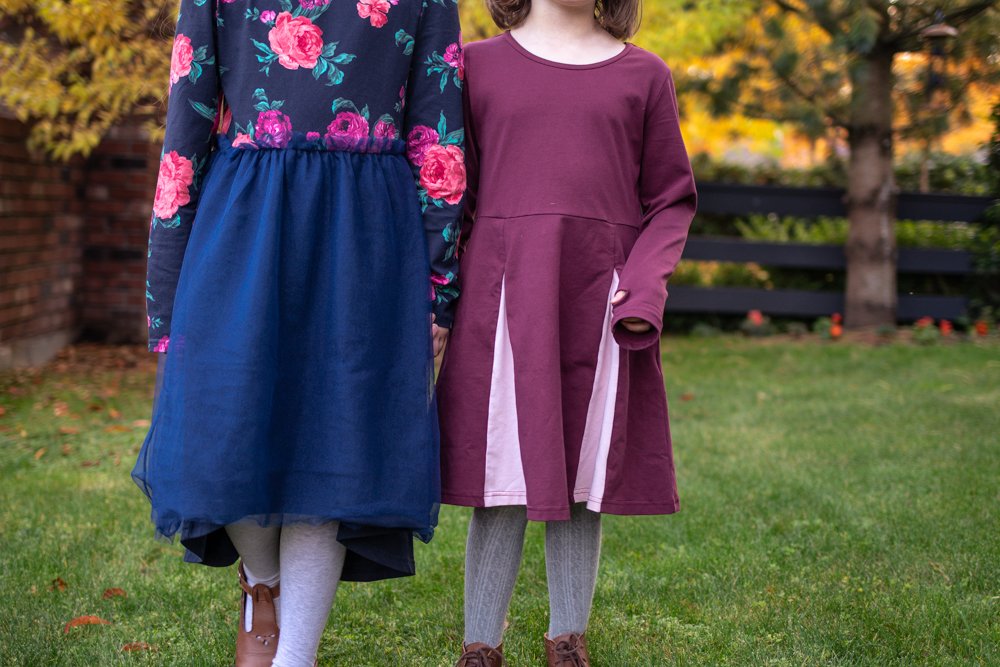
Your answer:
[252,40,279,75]
[189,100,217,121]
[395,29,415,56]
[436,111,447,139]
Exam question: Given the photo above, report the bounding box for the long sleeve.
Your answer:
[146,0,221,352]
[457,47,479,259]
[402,0,465,329]
[611,70,697,350]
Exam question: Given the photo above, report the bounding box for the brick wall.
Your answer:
[79,125,158,344]
[0,116,85,368]
[0,116,157,368]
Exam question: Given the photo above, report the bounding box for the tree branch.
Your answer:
[888,0,997,46]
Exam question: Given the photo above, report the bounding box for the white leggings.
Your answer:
[226,521,347,667]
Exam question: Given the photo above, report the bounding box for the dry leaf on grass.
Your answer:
[121,642,155,652]
[53,401,69,417]
[681,393,695,401]
[102,588,127,599]
[132,419,151,428]
[49,577,68,592]
[61,444,73,456]
[81,460,101,468]
[63,616,110,634]
[0,406,6,417]
[104,425,130,433]
[59,426,80,435]
[108,408,122,419]
[34,448,47,460]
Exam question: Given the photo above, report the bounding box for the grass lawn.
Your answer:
[1,338,998,666]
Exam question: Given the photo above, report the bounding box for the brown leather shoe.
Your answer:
[545,633,590,667]
[235,562,280,667]
[455,642,504,667]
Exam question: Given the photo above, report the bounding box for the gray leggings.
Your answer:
[464,503,602,646]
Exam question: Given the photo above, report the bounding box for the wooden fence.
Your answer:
[671,183,996,321]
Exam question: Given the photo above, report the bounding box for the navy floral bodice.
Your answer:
[147,0,465,351]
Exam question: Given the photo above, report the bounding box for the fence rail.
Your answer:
[668,182,995,321]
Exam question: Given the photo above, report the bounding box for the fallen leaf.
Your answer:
[59,426,80,435]
[108,408,122,419]
[34,448,47,460]
[61,444,73,456]
[104,425,130,433]
[88,403,103,412]
[49,577,68,592]
[81,460,101,468]
[19,428,28,438]
[0,406,6,417]
[680,393,695,402]
[102,588,127,599]
[63,615,110,633]
[121,642,154,652]
[131,419,151,428]
[53,401,69,417]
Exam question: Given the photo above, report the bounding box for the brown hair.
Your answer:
[485,0,642,41]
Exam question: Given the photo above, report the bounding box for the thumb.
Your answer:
[610,290,628,306]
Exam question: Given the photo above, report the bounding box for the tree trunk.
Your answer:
[845,46,897,329]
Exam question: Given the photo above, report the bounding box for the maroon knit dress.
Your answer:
[436,33,697,521]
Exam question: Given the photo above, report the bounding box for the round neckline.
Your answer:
[503,31,632,70]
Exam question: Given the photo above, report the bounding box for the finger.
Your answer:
[610,290,628,306]
[622,320,652,333]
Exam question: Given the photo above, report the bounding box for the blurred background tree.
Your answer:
[683,1,999,328]
[0,0,175,160]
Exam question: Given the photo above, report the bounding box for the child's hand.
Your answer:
[611,290,653,334]
[432,314,450,357]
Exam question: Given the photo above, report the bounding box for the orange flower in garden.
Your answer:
[915,316,934,329]
[974,320,989,336]
[748,309,764,326]
[831,312,842,324]
[830,323,843,339]
[939,320,953,336]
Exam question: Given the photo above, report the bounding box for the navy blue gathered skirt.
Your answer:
[133,137,440,581]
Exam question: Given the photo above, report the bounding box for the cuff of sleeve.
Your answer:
[148,333,171,353]
[433,300,455,330]
[611,301,663,350]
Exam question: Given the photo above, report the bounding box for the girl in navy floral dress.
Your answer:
[132,0,464,664]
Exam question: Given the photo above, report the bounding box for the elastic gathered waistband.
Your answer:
[216,132,406,156]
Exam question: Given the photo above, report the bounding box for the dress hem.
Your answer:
[441,491,680,520]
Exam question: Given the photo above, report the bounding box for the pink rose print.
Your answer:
[153,151,194,219]
[232,133,257,149]
[373,119,397,139]
[430,273,451,286]
[444,40,464,80]
[260,10,277,23]
[268,12,324,70]
[357,0,391,28]
[324,112,370,148]
[153,336,170,353]
[306,131,321,141]
[256,110,293,148]
[299,0,331,8]
[419,145,465,205]
[406,126,439,166]
[169,34,194,86]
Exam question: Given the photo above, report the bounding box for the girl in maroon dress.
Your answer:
[436,0,697,664]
